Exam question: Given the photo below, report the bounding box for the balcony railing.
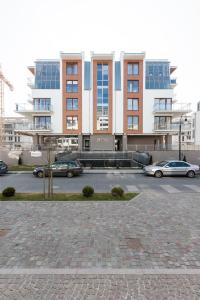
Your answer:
[153,103,191,113]
[15,103,52,113]
[15,123,52,131]
[154,123,192,131]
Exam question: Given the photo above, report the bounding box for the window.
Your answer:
[154,98,172,111]
[128,98,139,111]
[35,61,60,89]
[66,81,78,93]
[34,116,51,129]
[66,63,78,75]
[97,64,109,130]
[66,116,78,130]
[145,61,170,89]
[128,63,139,75]
[34,98,51,111]
[154,116,172,130]
[128,116,139,130]
[128,80,139,93]
[66,98,78,110]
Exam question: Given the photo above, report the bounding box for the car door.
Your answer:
[163,162,177,175]
[175,161,189,175]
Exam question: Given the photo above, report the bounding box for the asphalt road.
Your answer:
[1,172,200,194]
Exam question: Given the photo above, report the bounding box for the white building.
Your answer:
[15,52,191,151]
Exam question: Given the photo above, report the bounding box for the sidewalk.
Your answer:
[8,168,143,175]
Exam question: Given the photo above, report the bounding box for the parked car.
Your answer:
[33,160,83,178]
[143,160,200,178]
[0,160,8,175]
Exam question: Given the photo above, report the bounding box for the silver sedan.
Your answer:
[143,160,200,178]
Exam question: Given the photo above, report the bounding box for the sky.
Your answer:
[1,0,200,116]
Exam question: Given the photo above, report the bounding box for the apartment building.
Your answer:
[15,52,191,151]
[3,117,33,150]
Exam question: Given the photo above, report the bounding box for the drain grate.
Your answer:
[0,229,10,237]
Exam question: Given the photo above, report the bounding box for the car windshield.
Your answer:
[155,161,168,167]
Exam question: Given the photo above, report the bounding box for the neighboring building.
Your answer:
[15,52,191,151]
[3,117,33,150]
[191,101,200,145]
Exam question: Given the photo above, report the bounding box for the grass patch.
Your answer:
[8,165,35,171]
[0,192,138,201]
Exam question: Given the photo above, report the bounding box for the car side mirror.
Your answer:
[165,165,169,168]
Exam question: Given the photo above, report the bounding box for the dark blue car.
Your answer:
[0,160,8,175]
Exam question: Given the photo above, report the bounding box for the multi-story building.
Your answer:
[3,117,33,150]
[15,52,191,151]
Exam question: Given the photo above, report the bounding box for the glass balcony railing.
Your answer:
[154,123,192,131]
[15,104,52,113]
[153,103,191,113]
[15,123,52,131]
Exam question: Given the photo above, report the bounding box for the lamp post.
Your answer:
[179,116,187,161]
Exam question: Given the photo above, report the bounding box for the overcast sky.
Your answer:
[1,0,200,115]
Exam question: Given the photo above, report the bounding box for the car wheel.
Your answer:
[187,170,195,178]
[37,171,44,178]
[66,171,73,178]
[154,170,163,178]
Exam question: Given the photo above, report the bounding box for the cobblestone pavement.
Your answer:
[1,274,200,300]
[1,191,200,298]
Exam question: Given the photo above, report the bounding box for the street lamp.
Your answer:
[179,115,187,160]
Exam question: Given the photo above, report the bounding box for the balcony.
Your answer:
[154,123,192,132]
[15,103,53,114]
[153,103,191,116]
[15,123,52,132]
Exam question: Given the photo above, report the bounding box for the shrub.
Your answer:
[82,186,94,197]
[2,187,16,197]
[111,186,124,197]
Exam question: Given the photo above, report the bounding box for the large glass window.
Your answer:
[35,61,60,89]
[66,63,78,75]
[66,98,78,110]
[128,98,139,111]
[145,62,170,89]
[128,80,139,93]
[34,116,51,129]
[154,98,172,111]
[154,116,172,130]
[66,116,78,130]
[128,116,139,130]
[33,98,51,111]
[66,80,78,93]
[97,64,109,130]
[128,63,139,75]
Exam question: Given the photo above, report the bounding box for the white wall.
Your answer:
[114,91,123,133]
[195,111,200,145]
[82,90,91,133]
[32,89,62,133]
[143,89,174,133]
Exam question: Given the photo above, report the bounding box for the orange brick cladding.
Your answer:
[62,59,82,134]
[93,60,113,134]
[123,60,143,134]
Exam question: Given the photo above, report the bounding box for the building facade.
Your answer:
[15,52,191,151]
[3,117,33,150]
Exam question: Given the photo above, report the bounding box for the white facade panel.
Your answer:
[195,111,200,145]
[82,90,91,133]
[114,91,123,133]
[143,89,174,133]
[32,89,62,133]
